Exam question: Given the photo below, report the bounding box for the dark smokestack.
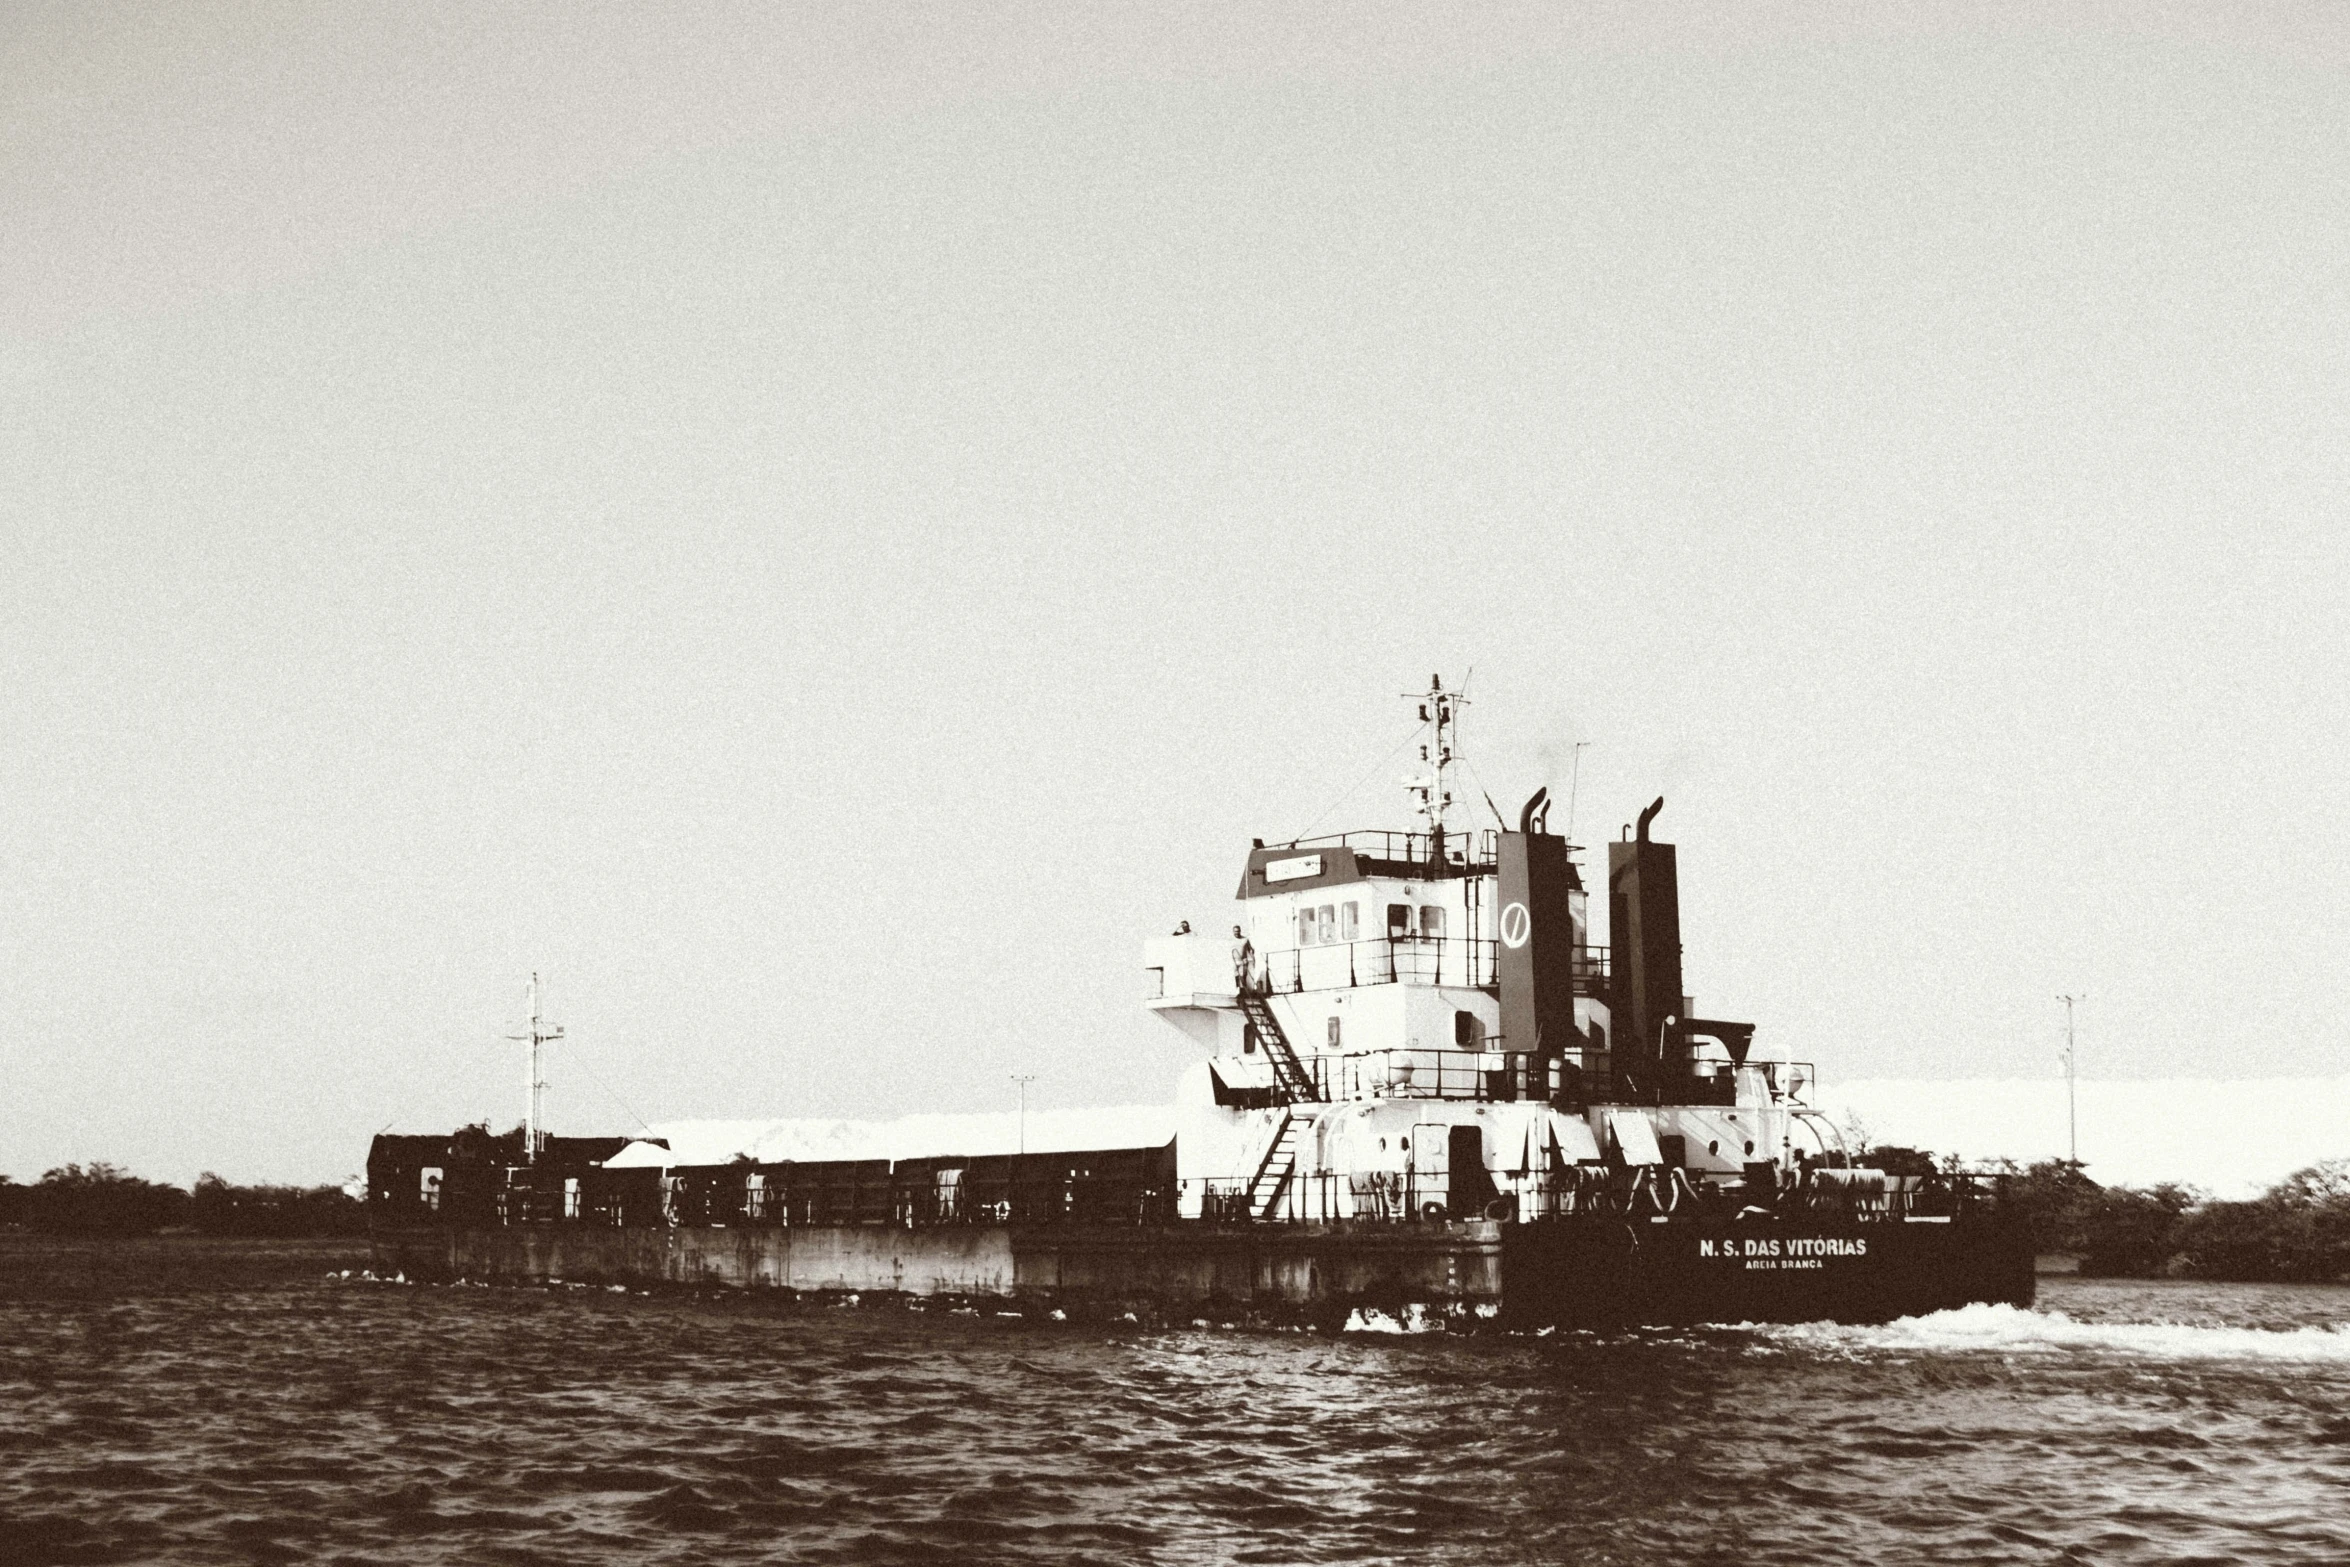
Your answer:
[1497,791,1580,1090]
[1608,797,1683,1104]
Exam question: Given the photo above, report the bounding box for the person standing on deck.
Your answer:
[1232,925,1255,992]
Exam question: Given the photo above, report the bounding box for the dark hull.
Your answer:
[1502,1214,2036,1329]
[372,1211,2032,1330]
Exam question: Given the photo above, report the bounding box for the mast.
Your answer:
[506,973,564,1164]
[1404,674,1466,871]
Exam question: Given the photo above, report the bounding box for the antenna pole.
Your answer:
[533,974,545,1163]
[506,973,564,1165]
[1010,1074,1036,1155]
[2056,994,2081,1167]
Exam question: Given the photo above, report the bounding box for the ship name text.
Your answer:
[1697,1236,1868,1261]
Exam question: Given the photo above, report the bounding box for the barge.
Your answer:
[370,679,2032,1328]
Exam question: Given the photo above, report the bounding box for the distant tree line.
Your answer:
[1865,1147,2350,1284]
[0,1164,366,1238]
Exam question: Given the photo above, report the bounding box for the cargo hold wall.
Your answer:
[371,1220,1506,1317]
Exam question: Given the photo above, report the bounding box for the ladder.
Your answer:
[1244,1111,1311,1221]
[1235,987,1321,1103]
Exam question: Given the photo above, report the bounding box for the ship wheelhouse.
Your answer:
[1147,828,1612,1106]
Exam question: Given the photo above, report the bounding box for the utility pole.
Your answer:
[2056,994,2082,1168]
[1010,1073,1036,1156]
[506,973,564,1165]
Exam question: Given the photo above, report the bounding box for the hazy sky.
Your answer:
[6,4,2348,1185]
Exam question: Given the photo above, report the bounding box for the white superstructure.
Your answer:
[1144,677,1840,1225]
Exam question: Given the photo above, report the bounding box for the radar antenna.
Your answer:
[505,973,564,1165]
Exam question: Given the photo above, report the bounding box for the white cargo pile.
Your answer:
[600,1105,1179,1171]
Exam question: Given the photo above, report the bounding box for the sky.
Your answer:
[4,3,2348,1188]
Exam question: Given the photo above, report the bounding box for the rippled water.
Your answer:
[3,1250,2348,1565]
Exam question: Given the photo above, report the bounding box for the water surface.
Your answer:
[3,1253,2346,1565]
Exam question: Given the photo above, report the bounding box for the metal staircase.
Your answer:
[1235,987,1320,1103]
[1244,1111,1310,1221]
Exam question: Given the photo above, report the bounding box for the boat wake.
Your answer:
[1761,1300,2350,1364]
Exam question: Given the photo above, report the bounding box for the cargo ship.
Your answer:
[369,679,2033,1328]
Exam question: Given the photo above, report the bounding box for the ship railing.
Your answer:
[1262,935,1502,993]
[484,1152,1189,1230]
[1182,1165,1624,1225]
[1311,1047,1555,1103]
[1783,1167,2002,1221]
[1178,1163,2009,1227]
[424,1151,2004,1232]
[403,1160,2004,1230]
[1021,1165,1998,1227]
[1280,828,1500,875]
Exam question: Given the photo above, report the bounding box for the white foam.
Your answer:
[1763,1301,2350,1364]
[1344,1304,1443,1334]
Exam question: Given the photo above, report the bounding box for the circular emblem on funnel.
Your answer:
[1500,901,1531,949]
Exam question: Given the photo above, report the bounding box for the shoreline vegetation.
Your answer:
[0,1165,365,1238]
[5,1154,2347,1286]
[0,1167,373,1298]
[1863,1148,2350,1285]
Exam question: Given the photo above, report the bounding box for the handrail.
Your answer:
[423,1152,2009,1231]
[1260,937,1609,995]
[1278,827,1501,871]
[1262,935,1500,992]
[1313,1047,1547,1103]
[1179,1165,2007,1226]
[1235,984,1321,1103]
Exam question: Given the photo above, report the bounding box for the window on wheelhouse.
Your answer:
[1420,906,1446,939]
[1388,903,1410,938]
[1455,1010,1483,1048]
[1316,904,1336,944]
[1340,902,1359,941]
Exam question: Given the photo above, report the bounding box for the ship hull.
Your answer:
[1500,1213,2035,1329]
[371,1212,2030,1330]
